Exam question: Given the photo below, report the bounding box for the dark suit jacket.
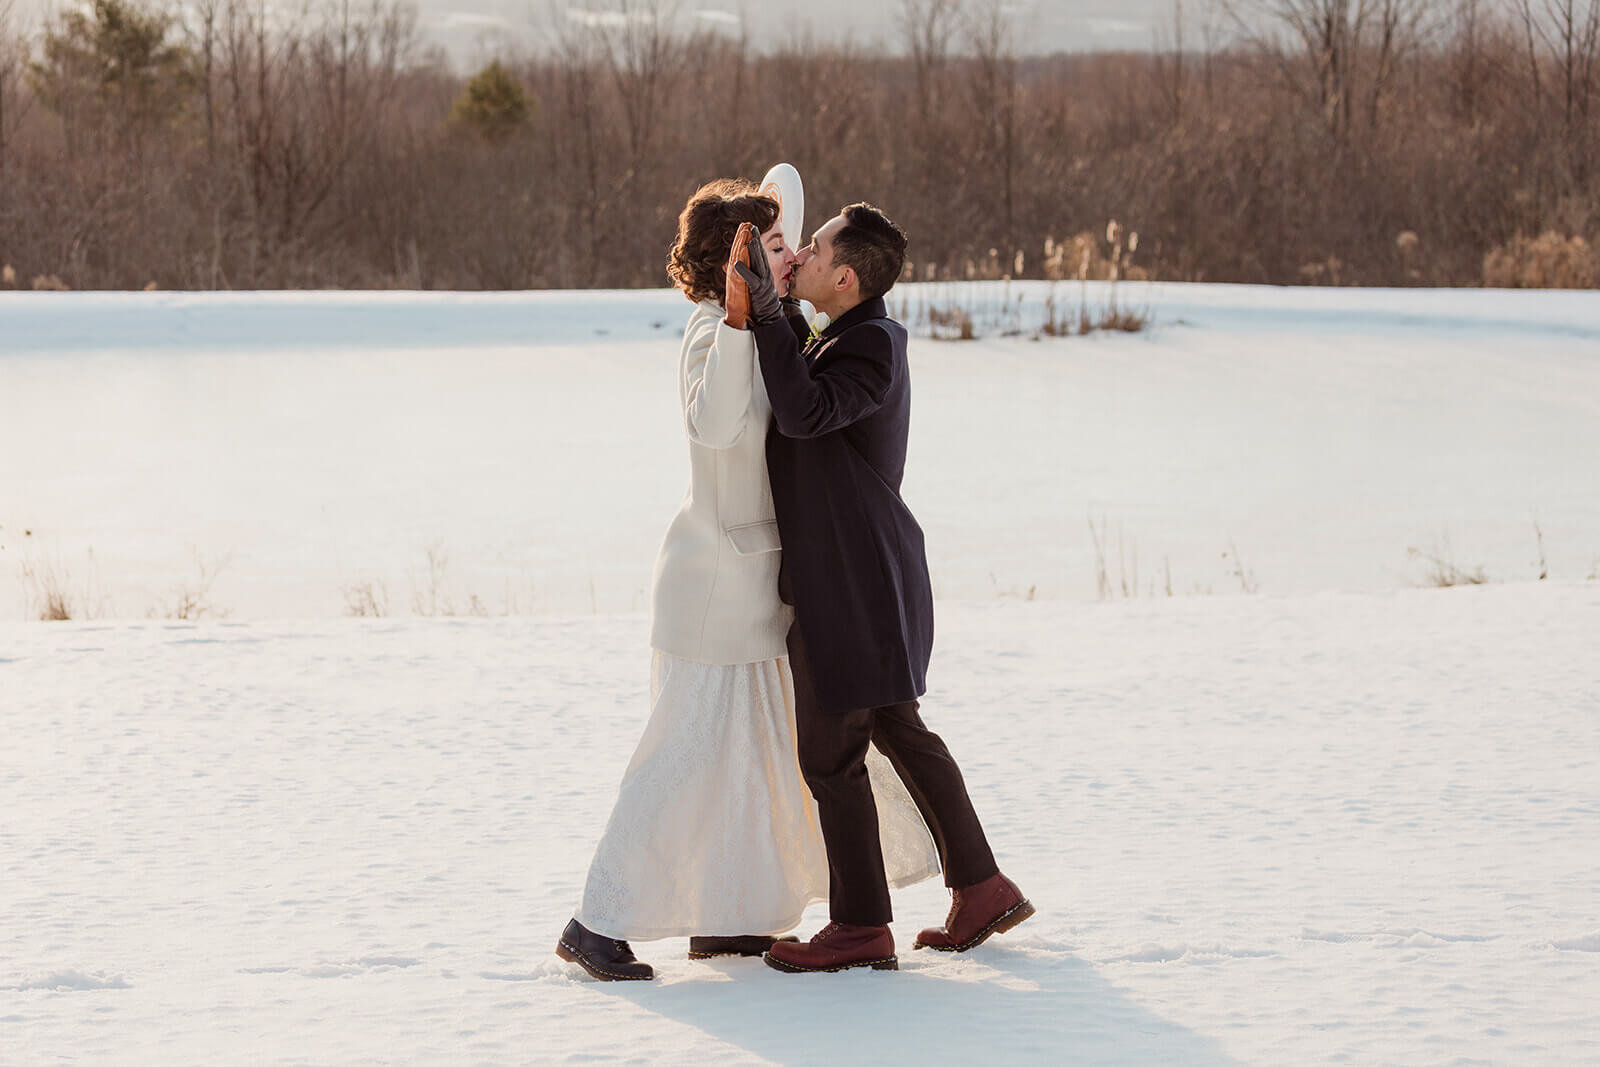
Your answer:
[753,297,934,715]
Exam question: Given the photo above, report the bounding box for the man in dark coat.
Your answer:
[728,203,1034,974]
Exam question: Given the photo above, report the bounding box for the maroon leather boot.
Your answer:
[913,872,1035,952]
[764,922,899,973]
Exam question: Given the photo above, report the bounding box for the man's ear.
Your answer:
[836,266,857,293]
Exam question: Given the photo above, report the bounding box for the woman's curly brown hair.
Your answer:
[666,178,780,305]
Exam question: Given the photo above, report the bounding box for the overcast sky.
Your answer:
[7,1,1189,68]
[439,1,1180,63]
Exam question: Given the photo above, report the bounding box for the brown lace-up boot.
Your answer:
[555,918,654,981]
[913,872,1035,952]
[763,922,899,973]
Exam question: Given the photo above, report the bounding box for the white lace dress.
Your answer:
[575,651,942,941]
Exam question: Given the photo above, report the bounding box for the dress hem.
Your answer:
[576,859,943,943]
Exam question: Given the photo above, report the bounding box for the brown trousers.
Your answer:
[786,620,999,926]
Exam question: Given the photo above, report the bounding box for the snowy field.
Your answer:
[3,283,1599,1064]
[4,282,1598,619]
[4,590,1598,1065]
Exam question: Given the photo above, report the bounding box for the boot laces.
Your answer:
[944,889,964,929]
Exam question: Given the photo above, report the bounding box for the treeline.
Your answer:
[0,0,1596,291]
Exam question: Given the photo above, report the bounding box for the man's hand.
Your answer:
[733,233,785,327]
[724,222,755,329]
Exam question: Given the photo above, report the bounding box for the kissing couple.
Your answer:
[557,177,1033,979]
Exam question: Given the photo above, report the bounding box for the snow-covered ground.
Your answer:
[3,283,1599,1064]
[4,283,1598,620]
[4,588,1598,1064]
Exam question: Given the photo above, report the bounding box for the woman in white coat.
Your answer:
[556,179,938,981]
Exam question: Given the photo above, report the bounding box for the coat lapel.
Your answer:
[803,297,889,366]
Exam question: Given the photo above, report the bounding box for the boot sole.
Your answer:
[687,937,799,960]
[762,952,899,974]
[555,939,654,981]
[913,898,1036,952]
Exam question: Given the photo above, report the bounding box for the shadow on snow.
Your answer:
[596,937,1237,1065]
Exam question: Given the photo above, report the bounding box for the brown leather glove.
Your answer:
[724,222,755,330]
[733,236,785,327]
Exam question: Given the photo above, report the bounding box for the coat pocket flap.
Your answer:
[726,521,782,556]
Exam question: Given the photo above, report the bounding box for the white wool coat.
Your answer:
[649,300,792,664]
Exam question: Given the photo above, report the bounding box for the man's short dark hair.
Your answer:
[830,202,907,301]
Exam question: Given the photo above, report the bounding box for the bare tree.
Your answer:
[591,0,683,171]
[0,0,1592,292]
[309,1,416,224]
[0,0,30,175]
[963,0,1019,244]
[1516,0,1600,171]
[900,0,961,118]
[541,5,611,284]
[1227,0,1427,139]
[1155,0,1191,125]
[1449,0,1484,121]
[210,0,415,281]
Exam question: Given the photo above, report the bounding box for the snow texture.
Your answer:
[3,283,1599,1064]
[3,589,1598,1064]
[3,283,1598,620]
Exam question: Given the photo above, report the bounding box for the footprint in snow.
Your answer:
[483,961,578,982]
[1108,943,1276,964]
[1551,932,1600,952]
[12,971,130,991]
[240,957,422,979]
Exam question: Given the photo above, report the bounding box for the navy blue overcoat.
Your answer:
[753,297,935,715]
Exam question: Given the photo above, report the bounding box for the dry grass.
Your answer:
[927,305,976,340]
[1223,541,1259,595]
[1094,304,1152,333]
[987,572,1038,600]
[1038,289,1151,337]
[1042,221,1152,338]
[18,540,105,621]
[1087,518,1252,599]
[409,542,491,617]
[904,282,1025,340]
[411,541,454,616]
[22,559,75,620]
[1483,232,1597,289]
[1408,542,1490,587]
[910,221,1153,342]
[342,580,390,617]
[1088,515,1140,600]
[152,551,232,620]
